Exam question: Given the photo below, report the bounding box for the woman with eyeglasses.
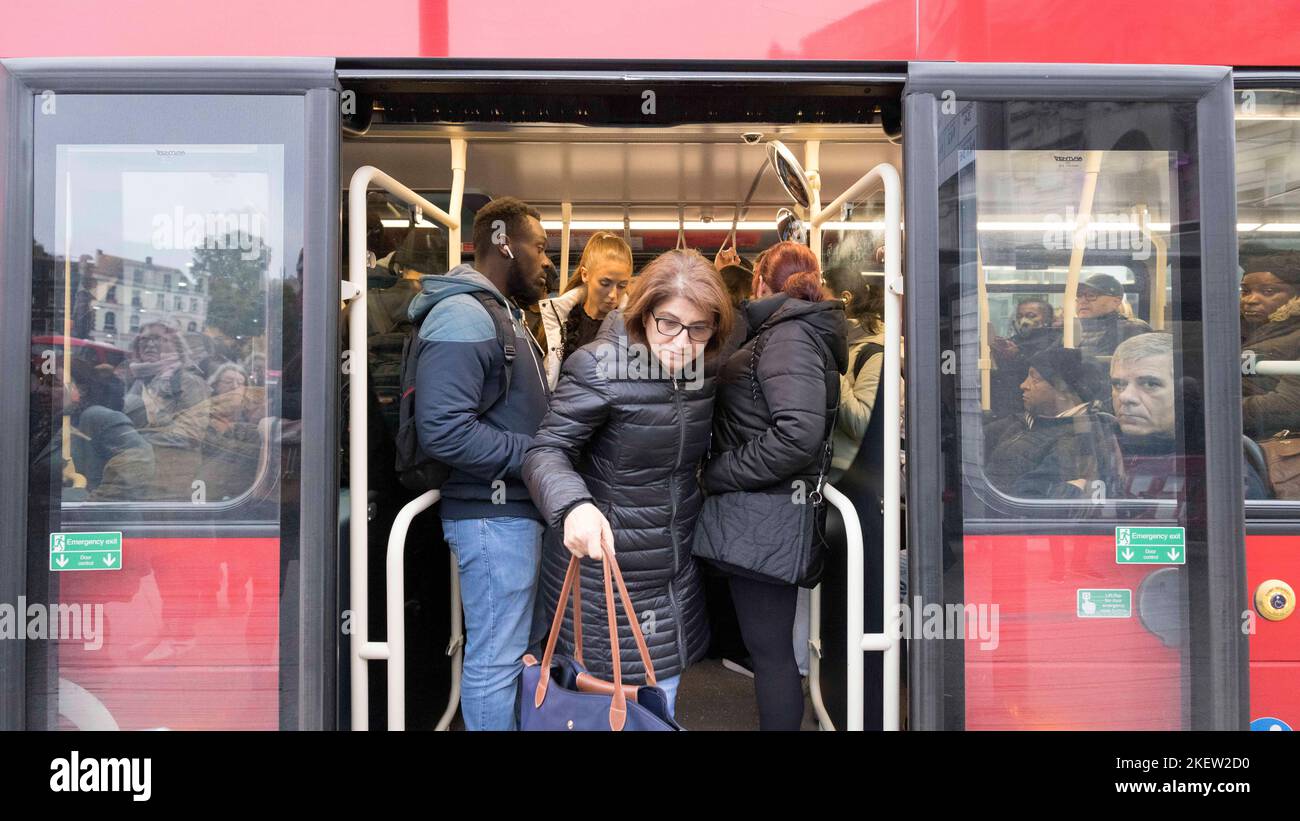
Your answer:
[693,240,847,731]
[522,249,734,718]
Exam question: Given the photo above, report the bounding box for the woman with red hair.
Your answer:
[693,240,847,730]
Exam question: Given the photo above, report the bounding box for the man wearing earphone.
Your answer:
[407,196,552,730]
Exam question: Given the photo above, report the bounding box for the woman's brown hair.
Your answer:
[623,249,734,352]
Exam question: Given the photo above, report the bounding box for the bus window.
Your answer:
[27,94,307,730]
[958,146,1179,510]
[930,96,1217,730]
[36,143,287,506]
[1236,89,1300,501]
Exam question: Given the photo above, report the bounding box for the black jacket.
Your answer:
[522,311,714,683]
[703,294,848,495]
[983,405,1124,500]
[695,295,847,583]
[1076,312,1151,359]
[1242,296,1300,439]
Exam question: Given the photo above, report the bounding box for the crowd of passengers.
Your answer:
[982,251,1300,503]
[402,196,889,731]
[49,316,270,503]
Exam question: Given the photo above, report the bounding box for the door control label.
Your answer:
[50,532,122,571]
[1115,526,1185,564]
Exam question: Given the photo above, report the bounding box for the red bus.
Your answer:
[2,1,1298,732]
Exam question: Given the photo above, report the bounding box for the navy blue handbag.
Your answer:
[520,547,682,731]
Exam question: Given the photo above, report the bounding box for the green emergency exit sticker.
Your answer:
[49,532,122,572]
[1077,588,1131,619]
[1115,526,1185,564]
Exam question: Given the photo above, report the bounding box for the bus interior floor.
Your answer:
[443,659,818,731]
[675,659,820,731]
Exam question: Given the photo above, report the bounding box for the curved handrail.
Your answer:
[804,160,903,732]
[347,154,464,731]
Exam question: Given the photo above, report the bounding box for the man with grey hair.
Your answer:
[1110,332,1266,498]
[1110,332,1176,440]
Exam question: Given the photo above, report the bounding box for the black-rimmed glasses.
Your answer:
[652,314,714,343]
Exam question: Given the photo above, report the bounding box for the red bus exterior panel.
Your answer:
[53,536,280,731]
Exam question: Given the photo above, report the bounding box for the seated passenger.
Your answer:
[536,231,633,389]
[989,298,1063,418]
[984,346,1123,499]
[123,320,210,433]
[1111,332,1268,500]
[197,364,266,502]
[69,358,155,501]
[1075,274,1151,359]
[124,321,211,499]
[1240,251,1300,440]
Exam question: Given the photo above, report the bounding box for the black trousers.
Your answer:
[727,574,803,731]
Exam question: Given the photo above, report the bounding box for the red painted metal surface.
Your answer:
[963,534,1182,730]
[1,0,1298,65]
[964,533,1300,729]
[53,536,281,731]
[1246,535,1300,727]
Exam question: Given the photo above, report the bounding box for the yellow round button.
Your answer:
[1256,579,1296,622]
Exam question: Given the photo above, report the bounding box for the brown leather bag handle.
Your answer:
[534,543,658,731]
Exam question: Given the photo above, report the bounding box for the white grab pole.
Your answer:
[807,584,835,730]
[822,483,864,731]
[805,141,822,257]
[348,165,459,730]
[560,201,573,291]
[879,159,903,732]
[449,140,467,269]
[804,162,902,731]
[434,553,464,732]
[1253,361,1300,376]
[386,489,441,730]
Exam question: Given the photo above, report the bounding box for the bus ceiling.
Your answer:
[338,72,904,227]
[337,71,904,135]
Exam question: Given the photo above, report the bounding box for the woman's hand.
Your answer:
[563,502,614,561]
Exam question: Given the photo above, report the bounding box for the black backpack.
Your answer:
[393,291,517,492]
[852,341,884,381]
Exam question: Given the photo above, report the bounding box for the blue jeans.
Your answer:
[657,673,681,719]
[442,515,544,731]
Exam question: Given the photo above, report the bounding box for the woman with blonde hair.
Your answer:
[536,230,634,389]
[523,248,733,718]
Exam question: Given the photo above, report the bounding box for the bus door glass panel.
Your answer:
[1236,87,1300,729]
[936,99,1206,729]
[28,95,304,730]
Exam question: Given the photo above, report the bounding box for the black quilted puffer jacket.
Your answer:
[522,311,714,683]
[703,294,848,495]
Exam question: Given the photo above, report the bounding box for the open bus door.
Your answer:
[0,59,341,730]
[902,63,1249,730]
